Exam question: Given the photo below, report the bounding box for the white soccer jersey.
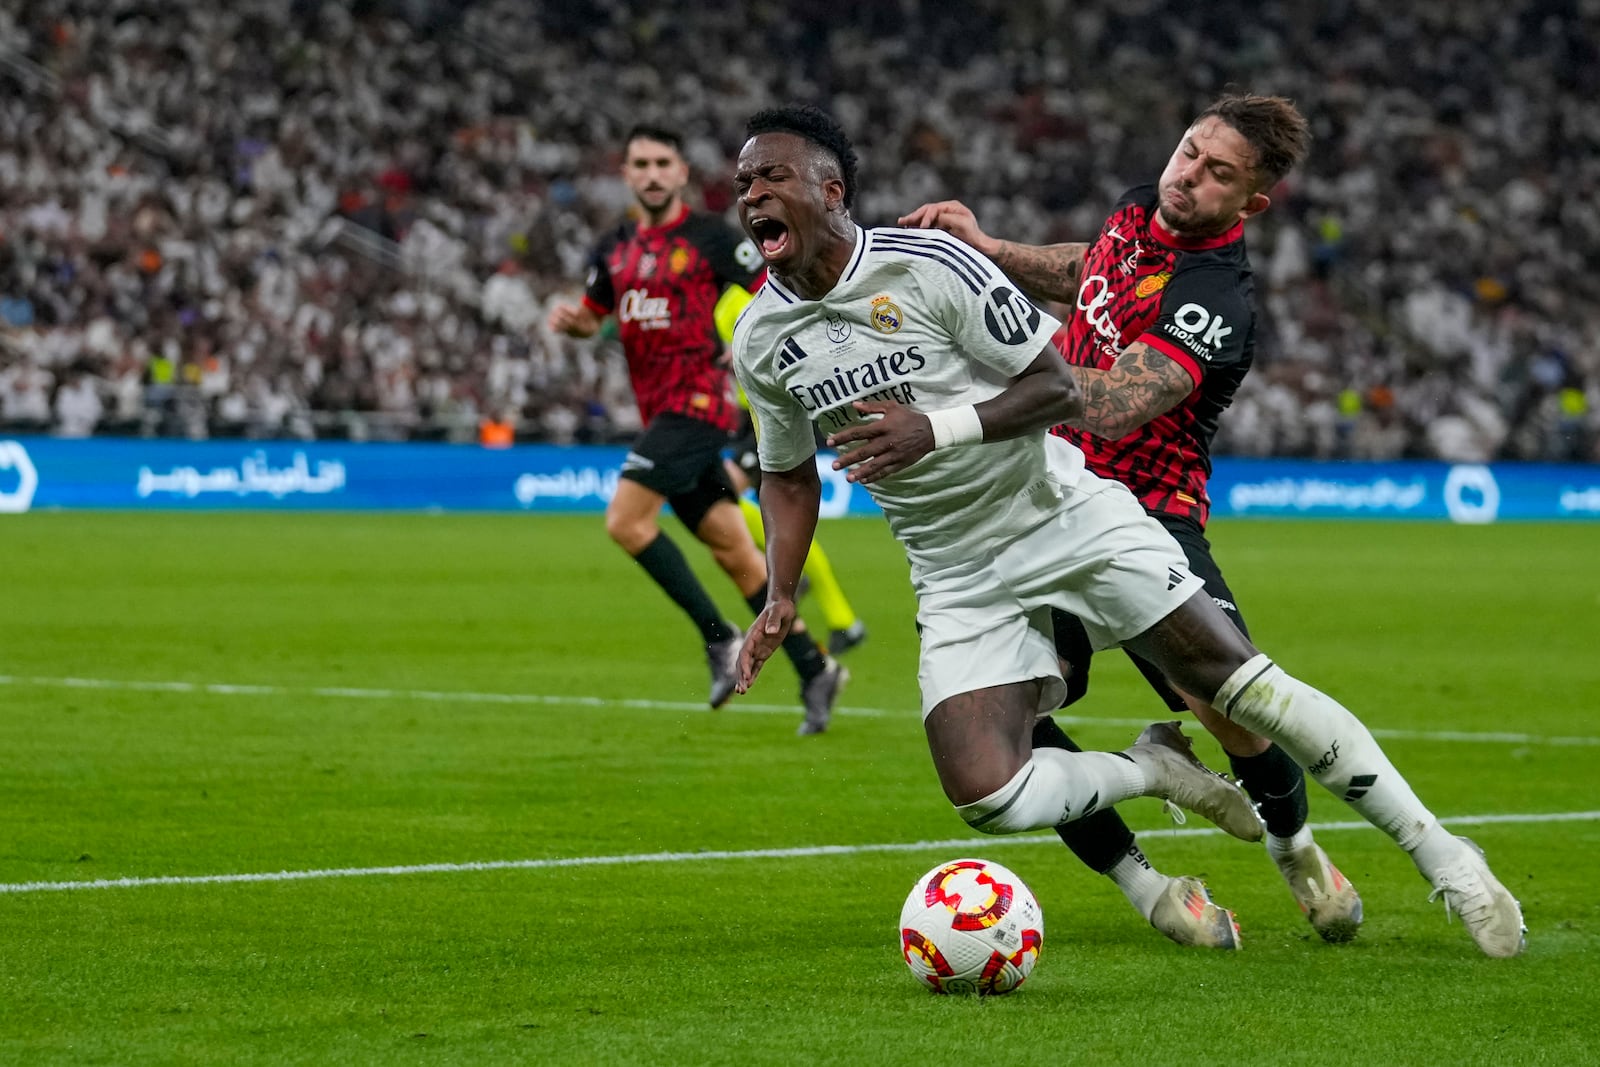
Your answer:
[733,225,1081,575]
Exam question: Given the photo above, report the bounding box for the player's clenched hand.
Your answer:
[736,599,795,692]
[546,302,599,338]
[827,400,934,484]
[547,303,581,332]
[896,200,997,257]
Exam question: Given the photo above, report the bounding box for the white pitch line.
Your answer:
[2,810,1596,896]
[0,674,885,719]
[3,674,1597,746]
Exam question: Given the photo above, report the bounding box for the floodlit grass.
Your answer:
[1,513,1596,1065]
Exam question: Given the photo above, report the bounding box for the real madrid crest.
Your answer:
[870,294,903,334]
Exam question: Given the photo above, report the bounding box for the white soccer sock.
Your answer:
[1266,823,1316,861]
[1215,654,1439,852]
[1107,844,1168,920]
[956,748,1146,835]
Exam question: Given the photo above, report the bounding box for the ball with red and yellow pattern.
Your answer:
[898,858,1044,995]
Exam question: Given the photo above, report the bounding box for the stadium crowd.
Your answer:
[1,0,1596,461]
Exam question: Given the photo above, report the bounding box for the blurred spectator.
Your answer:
[52,365,103,437]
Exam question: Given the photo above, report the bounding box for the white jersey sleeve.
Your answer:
[872,227,1055,382]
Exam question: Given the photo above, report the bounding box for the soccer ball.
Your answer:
[899,858,1044,995]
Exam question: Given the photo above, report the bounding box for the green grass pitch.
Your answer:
[1,512,1596,1065]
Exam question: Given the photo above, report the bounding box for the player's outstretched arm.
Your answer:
[898,200,1089,305]
[736,458,822,692]
[827,344,1081,485]
[1066,340,1195,440]
[546,301,602,338]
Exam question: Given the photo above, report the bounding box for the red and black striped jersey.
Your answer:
[582,205,764,432]
[1051,185,1255,526]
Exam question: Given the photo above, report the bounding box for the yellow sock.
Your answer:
[739,497,857,632]
[738,496,767,550]
[800,538,857,632]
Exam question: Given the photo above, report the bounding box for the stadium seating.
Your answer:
[0,0,1594,461]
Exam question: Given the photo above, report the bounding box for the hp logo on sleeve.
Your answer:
[983,287,1040,345]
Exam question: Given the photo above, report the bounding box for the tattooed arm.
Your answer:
[988,240,1091,305]
[898,199,1088,303]
[1064,341,1197,440]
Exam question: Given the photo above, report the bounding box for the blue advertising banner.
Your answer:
[0,437,876,517]
[2,437,1598,522]
[1208,459,1600,523]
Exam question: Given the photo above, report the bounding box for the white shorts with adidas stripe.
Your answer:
[914,467,1204,719]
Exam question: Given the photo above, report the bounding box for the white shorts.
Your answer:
[914,470,1203,718]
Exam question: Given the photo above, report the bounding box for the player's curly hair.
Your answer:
[1197,93,1311,191]
[744,104,859,210]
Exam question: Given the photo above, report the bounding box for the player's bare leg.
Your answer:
[925,681,1259,841]
[1127,590,1524,957]
[606,479,745,706]
[697,499,845,733]
[604,478,671,557]
[727,459,866,654]
[695,496,768,596]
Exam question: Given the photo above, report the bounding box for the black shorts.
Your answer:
[1051,512,1250,712]
[727,412,762,488]
[725,411,831,491]
[622,412,738,530]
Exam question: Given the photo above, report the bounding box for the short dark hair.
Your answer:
[1195,94,1311,191]
[744,104,859,210]
[624,124,685,155]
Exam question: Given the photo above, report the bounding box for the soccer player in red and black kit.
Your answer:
[548,125,845,735]
[903,94,1363,947]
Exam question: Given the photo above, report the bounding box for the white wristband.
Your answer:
[926,404,984,449]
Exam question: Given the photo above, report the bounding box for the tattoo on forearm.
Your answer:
[1066,344,1194,439]
[992,242,1088,303]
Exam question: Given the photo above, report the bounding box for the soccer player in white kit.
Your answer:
[729,105,1524,956]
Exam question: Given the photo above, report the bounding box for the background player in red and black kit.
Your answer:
[549,125,845,735]
[903,94,1363,946]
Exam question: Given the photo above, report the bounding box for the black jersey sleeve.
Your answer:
[582,230,621,313]
[1143,263,1253,376]
[693,216,765,290]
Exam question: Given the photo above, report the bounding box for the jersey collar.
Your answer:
[839,223,867,284]
[763,224,866,303]
[1150,211,1243,251]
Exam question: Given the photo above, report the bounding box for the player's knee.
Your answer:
[953,761,1034,835]
[605,509,654,553]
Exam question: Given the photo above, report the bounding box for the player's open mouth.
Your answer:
[749,216,790,259]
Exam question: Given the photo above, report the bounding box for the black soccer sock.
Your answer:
[746,588,828,682]
[1033,716,1137,875]
[634,535,738,645]
[1228,743,1309,839]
